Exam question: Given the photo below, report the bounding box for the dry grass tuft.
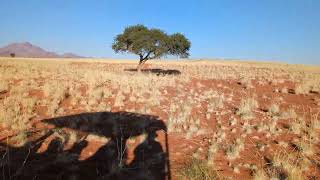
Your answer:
[225,138,245,160]
[239,77,253,89]
[236,97,258,119]
[295,79,320,94]
[179,158,219,180]
[0,81,9,92]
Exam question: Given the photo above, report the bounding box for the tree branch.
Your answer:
[148,52,162,60]
[139,53,143,60]
[143,51,153,60]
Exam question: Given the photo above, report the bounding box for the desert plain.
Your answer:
[0,58,320,179]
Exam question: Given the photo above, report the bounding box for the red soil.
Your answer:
[1,63,319,179]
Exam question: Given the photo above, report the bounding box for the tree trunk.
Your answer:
[137,58,146,72]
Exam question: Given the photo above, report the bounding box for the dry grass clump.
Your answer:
[310,113,320,130]
[167,96,198,133]
[207,143,219,166]
[229,117,237,126]
[0,78,39,132]
[242,120,254,135]
[42,81,69,116]
[0,96,35,131]
[166,86,205,136]
[97,103,112,112]
[279,108,297,119]
[207,126,226,165]
[290,114,319,142]
[267,103,283,120]
[289,117,306,135]
[268,103,280,116]
[82,70,110,88]
[255,117,283,137]
[254,150,308,180]
[225,138,245,160]
[293,137,315,156]
[239,77,253,89]
[0,81,9,92]
[6,132,28,147]
[109,69,184,92]
[144,88,162,107]
[236,97,258,119]
[281,87,288,93]
[295,79,320,94]
[43,81,68,100]
[114,91,126,107]
[273,151,307,179]
[289,113,320,157]
[201,90,225,118]
[253,168,268,180]
[179,158,219,180]
[89,87,106,101]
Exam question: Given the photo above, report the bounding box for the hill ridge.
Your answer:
[0,42,84,58]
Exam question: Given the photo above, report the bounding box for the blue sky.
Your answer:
[0,0,319,64]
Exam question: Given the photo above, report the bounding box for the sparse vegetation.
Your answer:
[0,81,9,92]
[295,79,320,94]
[179,159,218,180]
[254,150,307,180]
[225,138,245,160]
[239,77,253,89]
[236,97,259,119]
[0,58,319,179]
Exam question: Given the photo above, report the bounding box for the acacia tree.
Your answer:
[112,24,191,70]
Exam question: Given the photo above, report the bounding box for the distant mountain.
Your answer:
[61,53,83,58]
[0,42,84,58]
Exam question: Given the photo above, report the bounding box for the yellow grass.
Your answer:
[0,57,319,178]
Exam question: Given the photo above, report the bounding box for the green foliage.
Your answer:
[168,33,191,58]
[112,24,191,62]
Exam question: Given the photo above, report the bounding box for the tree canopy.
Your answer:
[112,24,191,69]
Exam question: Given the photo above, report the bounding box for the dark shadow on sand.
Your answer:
[0,111,170,180]
[124,68,181,76]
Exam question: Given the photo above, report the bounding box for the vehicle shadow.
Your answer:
[0,111,170,180]
[124,68,181,76]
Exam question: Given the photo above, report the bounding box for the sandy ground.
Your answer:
[0,58,320,179]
